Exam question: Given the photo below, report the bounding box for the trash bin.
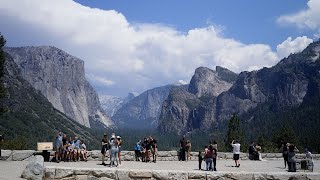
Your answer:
[42,150,50,162]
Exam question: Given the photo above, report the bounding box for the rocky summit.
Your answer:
[158,41,320,135]
[112,85,173,129]
[4,46,113,128]
[158,66,236,134]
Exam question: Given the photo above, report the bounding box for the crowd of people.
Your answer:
[54,131,88,163]
[134,136,157,163]
[101,132,122,167]
[51,132,314,173]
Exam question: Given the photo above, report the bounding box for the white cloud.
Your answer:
[277,0,320,37]
[0,0,314,96]
[86,74,115,86]
[277,36,313,59]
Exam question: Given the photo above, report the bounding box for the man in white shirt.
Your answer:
[231,140,241,167]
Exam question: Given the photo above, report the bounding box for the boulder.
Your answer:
[44,167,56,179]
[116,169,130,180]
[152,170,169,180]
[0,150,12,161]
[188,171,206,180]
[129,170,152,178]
[168,171,188,180]
[55,167,74,179]
[21,155,44,180]
[13,150,35,161]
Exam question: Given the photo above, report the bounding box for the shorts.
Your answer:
[118,146,122,152]
[233,154,240,160]
[55,146,62,154]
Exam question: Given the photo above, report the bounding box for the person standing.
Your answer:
[134,140,141,161]
[0,134,4,160]
[54,131,63,163]
[110,134,119,167]
[205,145,213,171]
[179,136,187,161]
[101,133,109,165]
[150,136,157,163]
[198,151,203,170]
[288,144,299,172]
[117,136,122,165]
[231,140,241,167]
[281,143,289,169]
[249,141,257,160]
[186,140,191,161]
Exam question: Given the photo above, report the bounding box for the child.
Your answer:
[198,151,203,170]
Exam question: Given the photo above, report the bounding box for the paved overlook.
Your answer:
[1,160,319,180]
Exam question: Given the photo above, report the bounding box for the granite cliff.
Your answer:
[0,52,101,148]
[158,66,237,134]
[158,41,320,136]
[112,85,173,129]
[4,46,113,128]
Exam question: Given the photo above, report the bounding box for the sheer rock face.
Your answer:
[188,67,233,98]
[159,41,320,135]
[5,46,113,128]
[112,85,173,129]
[158,67,235,134]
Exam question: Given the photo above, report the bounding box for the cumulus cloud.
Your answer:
[0,0,314,96]
[86,74,115,86]
[277,0,320,37]
[277,36,314,59]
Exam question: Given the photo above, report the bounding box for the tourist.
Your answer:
[150,136,157,163]
[67,137,74,162]
[281,143,289,168]
[117,136,122,165]
[62,134,68,161]
[186,140,191,161]
[288,144,299,172]
[110,134,119,167]
[249,141,258,160]
[212,141,218,151]
[144,137,150,162]
[256,143,264,161]
[212,140,218,169]
[179,136,187,161]
[141,138,147,162]
[198,151,203,170]
[80,140,87,162]
[212,146,217,171]
[54,131,63,163]
[231,140,241,167]
[205,145,213,171]
[101,133,109,166]
[0,134,3,160]
[304,148,313,170]
[73,136,81,161]
[134,140,141,161]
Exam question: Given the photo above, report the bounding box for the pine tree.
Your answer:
[0,33,7,113]
[272,124,298,149]
[225,114,245,152]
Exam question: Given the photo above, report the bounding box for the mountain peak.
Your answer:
[189,66,233,97]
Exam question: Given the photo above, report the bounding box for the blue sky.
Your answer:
[0,0,319,96]
[75,0,312,48]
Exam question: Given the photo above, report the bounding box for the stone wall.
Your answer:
[1,150,320,161]
[44,166,320,180]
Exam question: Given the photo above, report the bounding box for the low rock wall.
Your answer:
[44,166,320,180]
[1,150,320,161]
